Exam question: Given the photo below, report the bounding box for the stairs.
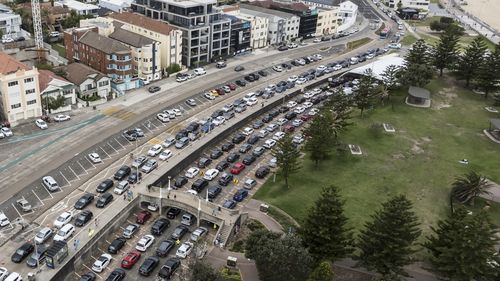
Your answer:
[216,223,232,248]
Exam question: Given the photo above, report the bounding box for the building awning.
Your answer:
[490,119,500,130]
[408,86,430,99]
[347,55,405,81]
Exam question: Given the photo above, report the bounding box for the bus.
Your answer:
[380,27,391,39]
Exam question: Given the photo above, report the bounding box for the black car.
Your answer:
[279,106,290,113]
[96,192,113,208]
[208,186,222,199]
[151,218,170,236]
[156,240,175,257]
[239,143,252,153]
[291,60,300,66]
[148,86,161,93]
[139,256,160,276]
[251,73,260,80]
[198,157,212,168]
[216,160,230,171]
[191,179,208,192]
[226,153,240,163]
[235,80,246,87]
[96,179,114,193]
[210,148,223,159]
[253,120,264,129]
[258,70,268,77]
[11,242,34,263]
[108,237,126,254]
[218,173,234,186]
[243,155,256,165]
[159,258,181,279]
[256,166,271,178]
[174,176,188,188]
[234,66,245,72]
[269,110,280,118]
[221,142,235,152]
[171,225,189,240]
[175,129,188,140]
[166,207,181,219]
[78,272,96,281]
[75,210,93,227]
[105,268,126,281]
[296,96,306,104]
[285,112,297,120]
[186,122,199,133]
[262,115,273,123]
[278,45,288,51]
[211,109,224,119]
[127,172,142,184]
[74,193,94,210]
[247,135,260,145]
[244,75,255,82]
[114,166,131,180]
[232,133,245,144]
[223,200,237,209]
[26,245,47,268]
[123,130,137,141]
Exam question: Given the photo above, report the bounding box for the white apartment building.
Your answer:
[56,0,99,16]
[386,0,430,11]
[315,7,340,36]
[223,6,270,49]
[108,12,183,73]
[240,4,299,45]
[0,52,42,126]
[80,17,116,36]
[110,28,162,82]
[337,0,358,32]
[98,0,133,13]
[0,4,22,40]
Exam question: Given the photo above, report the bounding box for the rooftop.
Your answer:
[239,4,297,19]
[109,28,155,48]
[252,0,311,12]
[408,86,431,99]
[347,55,405,81]
[108,12,177,35]
[0,52,30,75]
[59,0,99,11]
[38,70,71,93]
[65,63,107,85]
[156,0,217,8]
[301,0,343,6]
[79,31,129,54]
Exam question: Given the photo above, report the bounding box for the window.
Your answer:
[8,81,18,87]
[24,78,34,83]
[11,103,21,109]
[99,80,109,87]
[25,89,36,95]
[27,99,37,105]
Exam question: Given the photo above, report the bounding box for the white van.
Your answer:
[42,176,59,192]
[53,223,75,242]
[181,214,194,226]
[243,92,256,102]
[350,57,359,65]
[5,272,22,281]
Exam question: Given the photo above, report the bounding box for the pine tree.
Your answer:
[272,133,301,187]
[304,109,335,166]
[424,208,500,281]
[307,261,335,281]
[355,195,421,278]
[432,29,460,76]
[456,37,487,87]
[300,185,353,262]
[353,69,379,117]
[400,39,434,87]
[476,44,500,98]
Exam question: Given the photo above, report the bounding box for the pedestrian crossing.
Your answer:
[102,106,137,120]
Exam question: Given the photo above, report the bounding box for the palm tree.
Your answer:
[451,171,492,205]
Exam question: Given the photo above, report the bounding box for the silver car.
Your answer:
[123,224,139,239]
[141,159,158,173]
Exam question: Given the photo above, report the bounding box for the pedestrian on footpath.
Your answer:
[123,194,126,200]
[147,184,151,192]
[94,218,98,227]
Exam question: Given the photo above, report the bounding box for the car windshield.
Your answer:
[78,199,86,203]
[16,249,25,255]
[57,215,66,222]
[78,215,86,220]
[36,232,45,238]
[57,229,65,236]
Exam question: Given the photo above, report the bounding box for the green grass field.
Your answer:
[254,77,500,237]
[401,34,418,46]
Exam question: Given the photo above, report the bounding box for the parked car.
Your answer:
[121,250,141,269]
[255,166,271,178]
[92,254,112,272]
[218,173,233,186]
[136,210,152,224]
[54,211,73,228]
[96,179,114,193]
[139,256,160,276]
[123,224,139,239]
[158,258,181,279]
[34,227,53,244]
[151,218,170,236]
[75,210,93,227]
[26,245,47,268]
[74,193,94,210]
[11,242,34,263]
[233,189,249,202]
[53,114,70,122]
[171,225,189,240]
[156,240,175,257]
[108,237,127,254]
[230,162,245,175]
[114,166,131,180]
[135,235,155,252]
[166,207,181,219]
[175,242,194,259]
[148,86,161,93]
[104,268,126,281]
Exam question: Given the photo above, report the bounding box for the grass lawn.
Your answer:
[254,76,500,239]
[408,16,442,27]
[401,34,418,46]
[50,43,66,58]
[346,38,373,51]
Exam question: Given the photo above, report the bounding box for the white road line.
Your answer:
[149,121,159,129]
[32,190,44,206]
[85,157,96,169]
[114,137,127,148]
[107,142,119,154]
[142,123,153,133]
[100,146,111,158]
[77,160,89,174]
[60,170,72,185]
[67,166,80,181]
[11,203,22,218]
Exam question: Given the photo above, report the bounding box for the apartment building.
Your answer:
[240,4,299,45]
[107,12,182,73]
[109,28,162,82]
[221,5,269,49]
[64,27,139,91]
[338,0,358,32]
[0,52,41,126]
[315,7,340,36]
[56,0,99,16]
[385,0,430,11]
[225,15,251,55]
[131,0,231,67]
[0,4,22,40]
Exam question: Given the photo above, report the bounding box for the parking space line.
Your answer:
[77,160,89,175]
[67,166,80,181]
[32,190,44,206]
[11,203,22,218]
[114,137,126,149]
[106,142,118,154]
[60,170,73,185]
[84,157,96,169]
[99,146,111,158]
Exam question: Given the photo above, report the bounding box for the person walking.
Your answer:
[94,218,98,227]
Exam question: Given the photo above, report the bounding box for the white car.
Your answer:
[246,97,258,106]
[157,113,169,123]
[163,137,176,148]
[313,54,322,60]
[148,144,163,156]
[313,38,321,43]
[172,109,182,116]
[287,101,297,108]
[114,181,129,195]
[292,119,304,127]
[303,101,313,108]
[333,64,343,71]
[190,227,208,241]
[176,76,188,82]
[311,88,321,95]
[308,108,320,116]
[273,132,286,141]
[294,106,306,114]
[296,78,307,85]
[0,267,9,280]
[164,110,176,119]
[242,127,254,136]
[203,169,219,181]
[263,139,277,149]
[293,135,305,144]
[159,150,173,160]
[54,211,73,228]
[288,76,298,82]
[88,153,102,163]
[272,65,283,72]
[136,235,155,252]
[194,67,206,75]
[276,118,287,126]
[0,212,10,227]
[185,167,200,178]
[53,114,70,122]
[204,92,216,100]
[258,130,269,138]
[287,43,298,49]
[1,127,12,137]
[0,132,4,139]
[316,65,327,72]
[35,119,48,129]
[141,159,158,173]
[2,37,14,43]
[92,254,112,273]
[213,116,225,126]
[388,43,402,49]
[266,123,279,132]
[304,92,314,99]
[176,241,194,259]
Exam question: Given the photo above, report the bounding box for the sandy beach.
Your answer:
[459,0,500,32]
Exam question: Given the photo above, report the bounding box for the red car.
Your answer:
[136,210,152,224]
[216,88,225,95]
[284,125,295,133]
[121,250,141,269]
[230,162,246,175]
[228,83,237,91]
[300,114,312,122]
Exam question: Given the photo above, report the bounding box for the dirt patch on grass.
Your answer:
[433,81,459,110]
[409,137,432,155]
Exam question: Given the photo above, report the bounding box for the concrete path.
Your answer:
[241,199,284,233]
